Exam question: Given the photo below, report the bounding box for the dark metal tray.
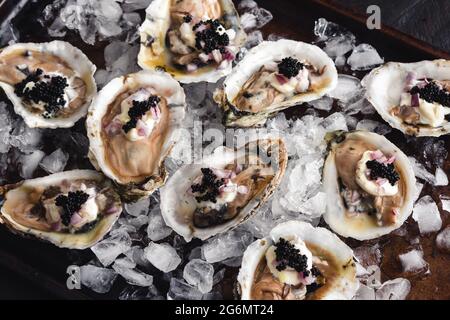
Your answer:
[0,0,449,300]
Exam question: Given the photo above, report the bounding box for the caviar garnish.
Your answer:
[193,19,229,54]
[183,14,192,23]
[410,81,450,107]
[122,95,161,133]
[14,68,68,118]
[191,168,224,203]
[366,160,400,186]
[274,238,309,274]
[277,57,304,78]
[55,191,90,226]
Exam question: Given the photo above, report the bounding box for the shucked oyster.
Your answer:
[160,139,287,241]
[214,39,338,127]
[0,41,96,128]
[363,60,450,136]
[87,70,186,201]
[0,170,122,249]
[238,221,358,300]
[323,131,416,240]
[138,0,246,83]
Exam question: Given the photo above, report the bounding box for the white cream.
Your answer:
[355,150,398,197]
[400,92,450,127]
[179,22,196,48]
[265,236,313,286]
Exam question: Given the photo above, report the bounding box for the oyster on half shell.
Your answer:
[87,70,186,201]
[0,170,122,249]
[214,39,338,127]
[363,60,450,136]
[0,41,96,128]
[322,131,416,240]
[160,139,287,241]
[237,221,358,300]
[138,0,246,83]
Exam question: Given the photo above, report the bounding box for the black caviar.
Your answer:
[55,191,90,226]
[277,57,304,78]
[409,81,450,107]
[191,168,224,203]
[14,68,68,118]
[366,160,400,186]
[122,95,161,133]
[193,19,229,54]
[274,238,310,275]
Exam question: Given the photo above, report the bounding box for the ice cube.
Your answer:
[124,246,152,268]
[202,229,254,263]
[408,157,436,185]
[347,43,384,71]
[398,249,428,274]
[238,0,258,11]
[0,102,13,153]
[375,278,411,300]
[441,196,450,213]
[112,264,153,287]
[80,264,117,294]
[240,13,257,31]
[434,167,448,186]
[124,197,150,216]
[147,207,172,241]
[365,265,382,289]
[183,259,214,294]
[119,285,163,300]
[412,195,442,234]
[436,226,450,253]
[113,256,137,269]
[124,214,148,229]
[244,30,264,49]
[18,150,46,179]
[144,242,181,272]
[355,119,391,135]
[323,34,355,58]
[9,121,42,152]
[91,231,132,266]
[167,278,204,300]
[39,148,69,173]
[248,7,273,29]
[183,82,208,109]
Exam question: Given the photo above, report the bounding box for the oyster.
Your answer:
[0,170,122,249]
[138,0,246,83]
[237,221,358,300]
[0,41,96,128]
[160,139,287,241]
[323,131,416,240]
[363,60,450,136]
[214,39,338,127]
[87,70,186,201]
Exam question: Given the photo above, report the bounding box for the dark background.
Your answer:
[1,0,449,300]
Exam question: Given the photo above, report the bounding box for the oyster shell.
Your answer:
[87,70,186,201]
[237,220,358,300]
[0,170,122,249]
[214,39,338,127]
[138,0,246,83]
[0,41,97,128]
[323,131,416,240]
[160,139,287,241]
[363,60,450,136]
